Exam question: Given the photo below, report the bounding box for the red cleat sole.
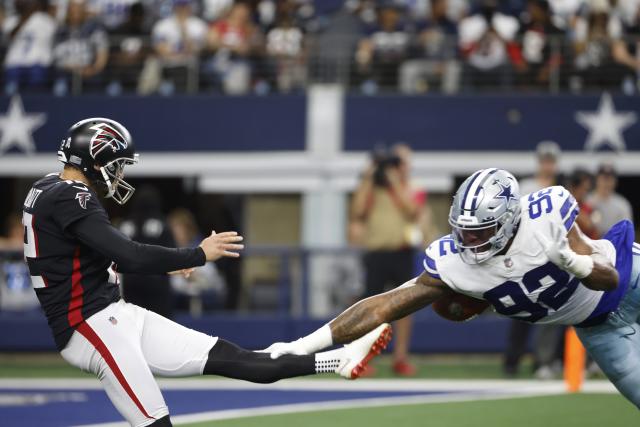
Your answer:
[350,325,393,379]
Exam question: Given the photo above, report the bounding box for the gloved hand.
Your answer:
[534,222,593,279]
[257,340,309,359]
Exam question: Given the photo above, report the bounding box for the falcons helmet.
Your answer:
[57,118,138,205]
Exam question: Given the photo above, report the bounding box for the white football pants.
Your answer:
[61,300,218,426]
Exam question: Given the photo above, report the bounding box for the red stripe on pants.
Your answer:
[76,321,154,420]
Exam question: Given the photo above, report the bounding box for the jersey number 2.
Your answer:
[482,262,580,322]
[23,212,37,258]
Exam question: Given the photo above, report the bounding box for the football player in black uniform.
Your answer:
[22,118,392,427]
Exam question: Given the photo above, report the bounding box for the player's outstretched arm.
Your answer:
[329,272,451,344]
[535,222,618,291]
[262,273,452,357]
[70,214,243,274]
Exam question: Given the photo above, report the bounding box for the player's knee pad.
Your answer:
[149,415,172,426]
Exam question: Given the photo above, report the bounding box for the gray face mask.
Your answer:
[99,155,139,205]
[449,168,522,264]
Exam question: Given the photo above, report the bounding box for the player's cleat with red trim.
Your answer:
[337,323,392,380]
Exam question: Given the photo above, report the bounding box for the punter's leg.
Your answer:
[135,303,345,383]
[203,339,348,383]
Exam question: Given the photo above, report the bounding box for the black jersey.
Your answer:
[23,173,206,351]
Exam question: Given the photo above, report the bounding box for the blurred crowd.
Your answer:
[2,0,640,95]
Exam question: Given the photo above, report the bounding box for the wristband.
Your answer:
[567,254,594,279]
[297,324,333,353]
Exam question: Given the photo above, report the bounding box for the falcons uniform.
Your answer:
[23,173,217,425]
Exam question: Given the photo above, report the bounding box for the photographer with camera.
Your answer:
[350,144,426,376]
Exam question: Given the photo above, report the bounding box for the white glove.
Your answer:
[534,222,593,279]
[257,340,309,359]
[257,324,333,359]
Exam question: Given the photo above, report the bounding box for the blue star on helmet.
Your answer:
[495,182,516,202]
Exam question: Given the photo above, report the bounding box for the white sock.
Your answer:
[314,348,344,373]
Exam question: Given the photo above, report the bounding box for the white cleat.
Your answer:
[338,323,393,380]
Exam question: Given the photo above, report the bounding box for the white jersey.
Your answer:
[3,12,56,68]
[424,186,616,325]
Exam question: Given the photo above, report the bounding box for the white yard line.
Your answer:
[0,378,617,393]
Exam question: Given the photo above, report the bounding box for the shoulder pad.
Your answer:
[424,235,459,279]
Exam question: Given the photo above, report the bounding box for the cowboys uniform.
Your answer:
[425,168,640,406]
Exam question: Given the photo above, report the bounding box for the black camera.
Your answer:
[371,148,402,187]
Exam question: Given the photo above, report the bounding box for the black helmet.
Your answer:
[57,118,138,205]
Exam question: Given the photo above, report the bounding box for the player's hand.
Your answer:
[199,231,244,262]
[534,222,593,278]
[257,341,308,359]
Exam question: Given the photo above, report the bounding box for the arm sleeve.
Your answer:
[69,213,206,274]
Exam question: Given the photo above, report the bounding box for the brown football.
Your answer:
[432,292,491,322]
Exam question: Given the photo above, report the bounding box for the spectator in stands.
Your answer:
[567,167,599,239]
[201,0,233,22]
[308,0,364,85]
[519,140,562,195]
[504,140,564,378]
[205,1,262,94]
[572,0,639,91]
[87,0,139,30]
[458,0,522,89]
[0,213,39,311]
[265,0,307,92]
[517,0,564,89]
[355,2,412,93]
[168,208,226,316]
[119,186,176,319]
[351,143,425,376]
[399,0,461,93]
[3,0,56,94]
[144,0,207,95]
[107,1,151,94]
[587,162,633,237]
[52,0,109,95]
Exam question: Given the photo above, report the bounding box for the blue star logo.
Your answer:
[495,182,516,202]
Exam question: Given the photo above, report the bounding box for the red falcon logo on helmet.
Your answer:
[89,123,128,159]
[76,192,91,209]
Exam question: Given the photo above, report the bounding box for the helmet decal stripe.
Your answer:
[460,170,483,212]
[470,168,498,211]
[463,168,497,212]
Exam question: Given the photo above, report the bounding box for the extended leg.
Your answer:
[203,339,330,383]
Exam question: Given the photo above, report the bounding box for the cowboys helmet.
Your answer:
[57,118,138,205]
[448,168,521,264]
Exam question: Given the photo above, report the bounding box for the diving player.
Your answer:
[22,117,392,427]
[264,168,640,408]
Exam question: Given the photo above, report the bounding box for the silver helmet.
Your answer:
[448,168,521,264]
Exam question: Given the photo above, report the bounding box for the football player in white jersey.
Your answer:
[263,168,640,408]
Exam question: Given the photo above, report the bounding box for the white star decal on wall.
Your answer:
[0,95,47,155]
[575,92,637,152]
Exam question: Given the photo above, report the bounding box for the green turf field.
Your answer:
[182,394,637,427]
[0,353,540,379]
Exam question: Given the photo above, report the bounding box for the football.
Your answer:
[432,291,491,322]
